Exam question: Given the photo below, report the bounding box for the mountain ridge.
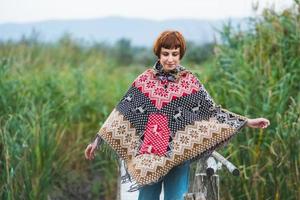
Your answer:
[0,16,248,46]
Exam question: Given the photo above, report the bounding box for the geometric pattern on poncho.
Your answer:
[133,69,199,109]
[117,86,216,136]
[98,109,244,187]
[97,68,248,189]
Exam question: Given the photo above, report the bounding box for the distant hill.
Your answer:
[0,16,248,46]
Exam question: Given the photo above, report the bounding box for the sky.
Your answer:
[0,0,295,24]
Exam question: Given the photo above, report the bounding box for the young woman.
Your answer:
[85,30,270,200]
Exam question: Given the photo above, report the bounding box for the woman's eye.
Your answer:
[162,52,178,56]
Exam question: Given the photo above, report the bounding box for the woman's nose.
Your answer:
[167,55,174,62]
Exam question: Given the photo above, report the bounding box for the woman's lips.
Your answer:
[167,64,175,67]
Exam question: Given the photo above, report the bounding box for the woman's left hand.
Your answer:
[246,118,270,129]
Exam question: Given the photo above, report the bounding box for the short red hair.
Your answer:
[153,30,186,59]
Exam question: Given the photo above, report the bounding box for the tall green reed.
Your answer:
[203,3,300,199]
[0,40,144,199]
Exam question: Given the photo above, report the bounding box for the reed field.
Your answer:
[0,3,299,200]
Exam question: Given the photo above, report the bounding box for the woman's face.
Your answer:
[159,47,181,71]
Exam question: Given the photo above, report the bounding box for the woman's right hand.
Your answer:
[85,141,98,160]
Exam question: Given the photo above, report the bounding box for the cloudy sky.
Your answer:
[0,0,294,23]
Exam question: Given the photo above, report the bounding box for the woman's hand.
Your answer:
[246,118,270,129]
[85,140,98,160]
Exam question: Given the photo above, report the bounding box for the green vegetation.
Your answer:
[207,4,300,200]
[0,2,299,200]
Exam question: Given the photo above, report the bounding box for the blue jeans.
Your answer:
[138,161,190,200]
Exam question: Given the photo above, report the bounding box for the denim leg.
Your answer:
[138,180,163,200]
[163,161,190,200]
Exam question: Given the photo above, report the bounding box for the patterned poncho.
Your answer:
[96,61,247,191]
